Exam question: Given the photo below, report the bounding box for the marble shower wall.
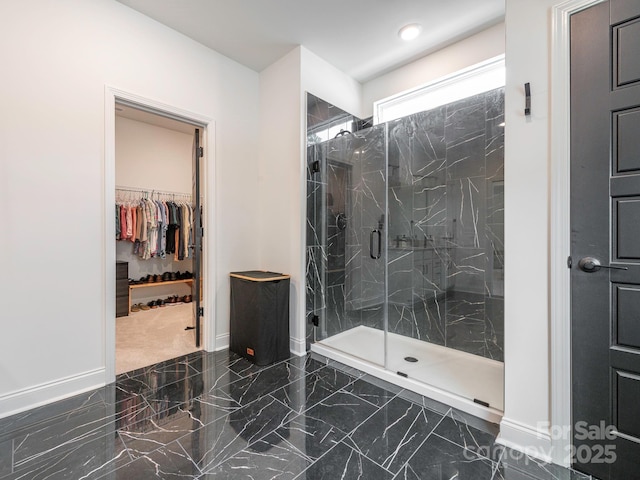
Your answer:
[387,88,504,361]
[305,89,504,362]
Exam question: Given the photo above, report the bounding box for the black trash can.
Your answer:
[229,271,290,366]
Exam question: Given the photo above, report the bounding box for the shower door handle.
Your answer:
[370,229,381,259]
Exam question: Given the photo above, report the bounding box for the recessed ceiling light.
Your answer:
[399,23,422,41]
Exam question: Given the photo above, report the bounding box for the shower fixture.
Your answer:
[334,129,352,138]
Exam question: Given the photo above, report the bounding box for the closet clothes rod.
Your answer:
[115,186,193,202]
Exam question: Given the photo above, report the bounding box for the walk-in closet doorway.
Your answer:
[104,87,216,382]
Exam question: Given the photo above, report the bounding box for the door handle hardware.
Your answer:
[370,229,381,260]
[578,257,628,273]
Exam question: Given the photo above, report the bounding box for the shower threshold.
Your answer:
[311,325,503,423]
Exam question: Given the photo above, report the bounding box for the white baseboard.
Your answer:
[215,333,230,351]
[497,417,553,463]
[0,368,105,420]
[290,336,307,357]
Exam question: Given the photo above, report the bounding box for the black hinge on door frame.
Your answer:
[311,315,319,327]
[311,160,320,174]
[198,146,204,158]
[198,307,204,317]
[567,256,573,268]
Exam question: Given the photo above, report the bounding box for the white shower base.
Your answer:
[311,325,503,423]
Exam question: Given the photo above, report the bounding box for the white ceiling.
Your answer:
[116,0,504,83]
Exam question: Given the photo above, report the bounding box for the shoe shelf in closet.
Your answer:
[128,279,193,314]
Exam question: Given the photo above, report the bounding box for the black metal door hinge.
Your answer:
[198,146,204,158]
[567,256,572,268]
[198,307,204,317]
[311,160,320,174]
[311,315,319,327]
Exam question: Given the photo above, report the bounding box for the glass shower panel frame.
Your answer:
[314,126,389,367]
[306,88,504,413]
[306,142,326,346]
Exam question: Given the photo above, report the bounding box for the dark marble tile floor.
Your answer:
[0,350,593,479]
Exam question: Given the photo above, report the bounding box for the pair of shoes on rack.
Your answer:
[159,271,180,282]
[138,272,189,283]
[169,294,192,303]
[131,303,150,312]
[171,271,193,280]
[164,295,180,304]
[147,299,167,308]
[138,274,168,283]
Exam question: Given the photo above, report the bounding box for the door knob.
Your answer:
[578,257,628,272]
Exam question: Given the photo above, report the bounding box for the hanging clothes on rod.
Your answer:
[115,187,195,260]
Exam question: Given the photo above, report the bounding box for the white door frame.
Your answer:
[103,86,217,382]
[550,0,606,467]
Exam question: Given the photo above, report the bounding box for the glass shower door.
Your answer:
[385,111,449,379]
[313,125,388,367]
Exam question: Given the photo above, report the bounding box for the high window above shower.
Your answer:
[374,55,505,124]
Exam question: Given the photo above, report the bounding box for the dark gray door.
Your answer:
[192,128,203,348]
[571,1,640,478]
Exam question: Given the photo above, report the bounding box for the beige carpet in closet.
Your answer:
[116,303,199,374]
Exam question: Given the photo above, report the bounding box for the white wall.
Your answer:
[498,0,557,459]
[258,48,306,354]
[301,49,364,119]
[362,22,505,118]
[259,45,373,356]
[0,0,260,417]
[256,46,365,356]
[115,116,192,193]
